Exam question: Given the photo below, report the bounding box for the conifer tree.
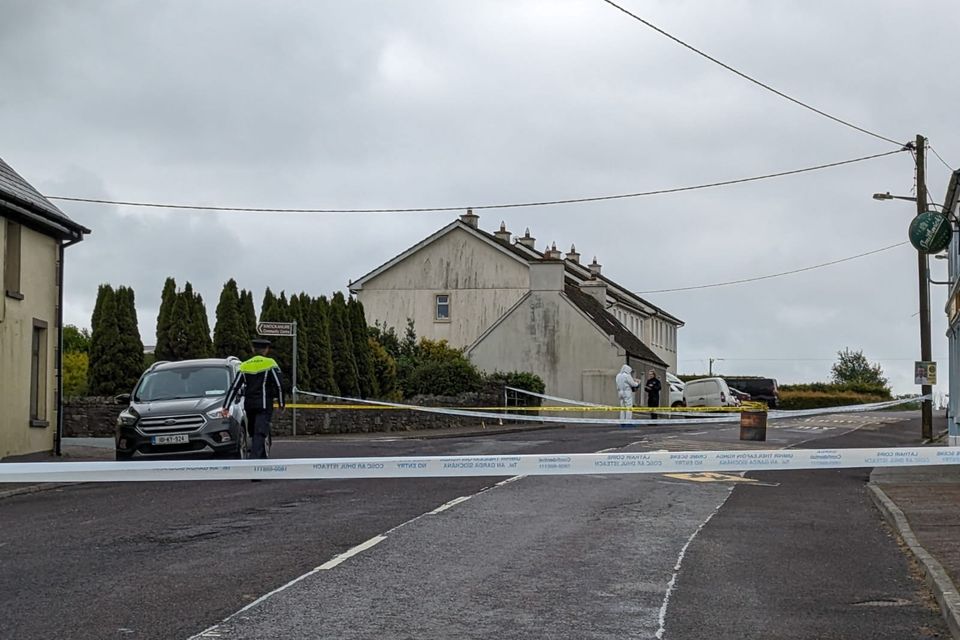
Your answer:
[88,285,124,395]
[213,279,248,359]
[330,292,360,397]
[114,286,145,391]
[239,289,258,341]
[349,297,378,398]
[307,297,338,395]
[154,277,177,361]
[192,288,214,357]
[288,294,311,392]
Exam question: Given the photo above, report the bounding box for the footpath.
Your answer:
[869,415,960,639]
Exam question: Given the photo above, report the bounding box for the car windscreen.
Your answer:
[134,366,232,402]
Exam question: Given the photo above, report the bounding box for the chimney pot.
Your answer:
[589,256,602,278]
[566,243,581,264]
[517,227,536,249]
[494,220,512,243]
[544,242,562,260]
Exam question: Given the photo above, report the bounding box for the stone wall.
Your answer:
[63,389,514,438]
[63,397,125,437]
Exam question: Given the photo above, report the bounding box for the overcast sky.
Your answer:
[2,0,958,395]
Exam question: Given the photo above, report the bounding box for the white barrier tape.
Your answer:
[296,390,928,426]
[296,390,738,426]
[504,386,602,407]
[3,447,959,483]
[769,395,931,418]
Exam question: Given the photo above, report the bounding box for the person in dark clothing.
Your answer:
[225,338,285,459]
[644,370,662,419]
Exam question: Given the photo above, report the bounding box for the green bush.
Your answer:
[778,390,888,410]
[485,371,546,395]
[406,358,483,397]
[780,382,891,398]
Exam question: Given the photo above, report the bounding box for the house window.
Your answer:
[4,220,23,299]
[30,319,49,427]
[435,294,450,321]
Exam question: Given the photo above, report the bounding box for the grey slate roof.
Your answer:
[0,156,89,239]
[564,282,667,367]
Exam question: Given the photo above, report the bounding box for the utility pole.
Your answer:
[915,134,933,440]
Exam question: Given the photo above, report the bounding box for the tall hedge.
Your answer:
[88,285,124,395]
[239,288,258,340]
[114,286,145,391]
[213,279,248,359]
[349,297,378,398]
[308,297,338,395]
[289,293,312,392]
[330,292,360,397]
[154,277,177,361]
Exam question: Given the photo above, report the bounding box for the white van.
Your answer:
[683,377,735,408]
[666,372,685,407]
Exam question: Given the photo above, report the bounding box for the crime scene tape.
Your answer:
[504,386,602,407]
[2,447,958,483]
[294,390,740,425]
[292,390,928,426]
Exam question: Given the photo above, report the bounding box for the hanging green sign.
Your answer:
[908,210,952,253]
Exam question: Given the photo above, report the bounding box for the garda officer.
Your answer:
[225,338,285,459]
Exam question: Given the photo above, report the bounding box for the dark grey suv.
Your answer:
[115,358,247,461]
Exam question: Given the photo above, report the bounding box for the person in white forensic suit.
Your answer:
[615,364,641,427]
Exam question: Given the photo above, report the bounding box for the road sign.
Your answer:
[915,361,937,385]
[257,321,296,336]
[908,211,952,253]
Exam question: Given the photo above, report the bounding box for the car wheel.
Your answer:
[671,401,684,408]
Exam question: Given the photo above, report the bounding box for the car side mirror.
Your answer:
[115,393,132,404]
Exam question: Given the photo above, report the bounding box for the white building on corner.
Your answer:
[349,211,683,404]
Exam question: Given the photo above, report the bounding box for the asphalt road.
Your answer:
[0,412,947,639]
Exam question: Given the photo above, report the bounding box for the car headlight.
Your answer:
[206,407,230,420]
[117,412,138,427]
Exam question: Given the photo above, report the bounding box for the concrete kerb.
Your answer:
[867,483,960,640]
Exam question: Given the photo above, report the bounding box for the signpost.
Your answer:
[257,321,298,436]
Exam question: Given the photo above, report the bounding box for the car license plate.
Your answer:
[151,434,190,445]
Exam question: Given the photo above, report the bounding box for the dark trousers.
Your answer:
[648,394,660,419]
[245,406,274,459]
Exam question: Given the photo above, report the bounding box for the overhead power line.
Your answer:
[637,241,909,294]
[45,148,906,214]
[929,144,955,172]
[598,0,904,147]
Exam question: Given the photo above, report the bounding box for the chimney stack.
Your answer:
[544,242,562,260]
[459,208,479,229]
[566,244,580,264]
[589,256,602,278]
[580,278,607,305]
[517,227,536,249]
[494,221,512,243]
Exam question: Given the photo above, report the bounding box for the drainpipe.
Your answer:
[54,236,82,456]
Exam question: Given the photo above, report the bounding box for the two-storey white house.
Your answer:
[349,212,682,405]
[1,157,89,459]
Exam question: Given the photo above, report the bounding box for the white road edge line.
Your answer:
[655,486,735,640]
[317,535,386,570]
[428,495,473,514]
